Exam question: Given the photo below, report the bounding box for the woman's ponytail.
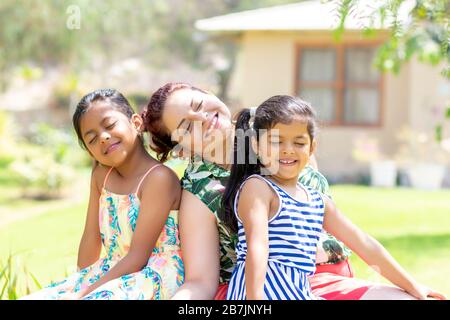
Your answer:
[140,108,176,162]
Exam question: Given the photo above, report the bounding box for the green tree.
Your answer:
[0,0,302,91]
[331,0,449,140]
[331,0,449,78]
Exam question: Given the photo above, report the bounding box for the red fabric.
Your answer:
[309,272,371,300]
[214,283,228,300]
[213,259,371,300]
[315,259,355,278]
[310,258,370,300]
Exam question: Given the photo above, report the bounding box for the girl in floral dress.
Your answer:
[22,89,184,300]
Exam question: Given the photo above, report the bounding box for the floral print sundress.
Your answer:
[22,165,184,300]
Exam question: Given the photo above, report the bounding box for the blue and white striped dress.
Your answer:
[226,174,325,300]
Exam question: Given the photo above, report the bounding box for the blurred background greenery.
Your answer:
[0,0,449,299]
[0,0,312,300]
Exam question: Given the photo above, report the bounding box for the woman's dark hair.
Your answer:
[142,82,207,162]
[221,95,318,233]
[73,88,134,150]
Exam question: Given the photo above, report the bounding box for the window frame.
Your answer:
[294,41,385,127]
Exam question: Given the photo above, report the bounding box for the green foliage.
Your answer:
[0,111,16,168]
[330,0,449,145]
[51,72,80,109]
[30,124,71,161]
[330,0,449,78]
[0,253,42,300]
[8,123,90,199]
[17,65,44,81]
[10,145,74,199]
[0,0,304,91]
[435,106,450,142]
[332,0,354,41]
[127,93,150,113]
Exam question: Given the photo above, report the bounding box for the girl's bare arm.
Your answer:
[77,167,102,270]
[238,177,272,300]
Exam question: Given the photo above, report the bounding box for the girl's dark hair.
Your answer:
[221,95,317,233]
[142,82,207,162]
[73,88,134,150]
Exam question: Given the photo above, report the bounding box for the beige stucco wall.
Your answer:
[408,59,449,133]
[229,31,448,181]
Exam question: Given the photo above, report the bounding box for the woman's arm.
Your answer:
[78,166,180,298]
[238,178,272,300]
[323,196,446,300]
[171,190,220,299]
[77,168,102,270]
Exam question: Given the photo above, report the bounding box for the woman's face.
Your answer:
[161,88,233,158]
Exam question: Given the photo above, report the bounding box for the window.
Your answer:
[296,44,382,126]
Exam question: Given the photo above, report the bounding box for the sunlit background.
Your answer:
[0,0,449,299]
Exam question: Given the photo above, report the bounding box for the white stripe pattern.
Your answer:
[227,174,325,300]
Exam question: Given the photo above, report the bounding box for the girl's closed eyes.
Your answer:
[87,121,117,145]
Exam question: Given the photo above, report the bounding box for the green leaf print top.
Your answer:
[181,157,351,284]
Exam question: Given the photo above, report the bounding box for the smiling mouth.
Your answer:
[279,159,297,165]
[104,142,121,155]
[205,113,219,135]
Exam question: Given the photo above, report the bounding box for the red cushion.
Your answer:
[315,258,354,278]
[214,283,228,300]
[214,259,355,300]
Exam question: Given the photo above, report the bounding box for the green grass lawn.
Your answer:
[332,186,450,297]
[1,166,449,299]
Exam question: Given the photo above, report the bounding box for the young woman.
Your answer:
[141,82,437,300]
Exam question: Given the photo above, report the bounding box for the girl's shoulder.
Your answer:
[91,164,113,192]
[137,163,182,207]
[139,163,181,191]
[238,175,276,202]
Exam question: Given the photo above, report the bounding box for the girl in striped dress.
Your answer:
[223,95,445,300]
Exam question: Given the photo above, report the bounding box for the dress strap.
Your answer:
[233,174,283,224]
[135,164,164,194]
[103,167,114,189]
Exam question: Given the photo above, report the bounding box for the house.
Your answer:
[195,0,450,183]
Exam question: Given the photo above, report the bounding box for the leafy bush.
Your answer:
[0,110,16,168]
[51,73,81,110]
[10,150,75,199]
[30,123,91,168]
[127,92,150,112]
[8,123,90,199]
